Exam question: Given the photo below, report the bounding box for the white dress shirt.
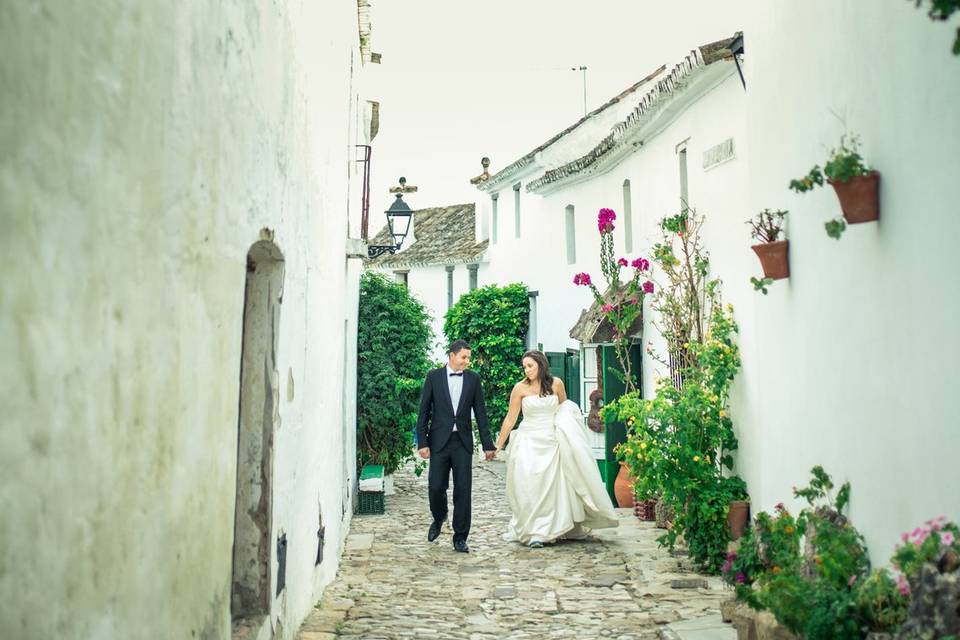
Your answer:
[446,365,464,431]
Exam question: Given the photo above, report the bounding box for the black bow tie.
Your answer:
[449,372,463,377]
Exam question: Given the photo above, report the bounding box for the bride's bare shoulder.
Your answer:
[512,380,531,396]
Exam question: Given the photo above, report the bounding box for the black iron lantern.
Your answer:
[368,178,414,258]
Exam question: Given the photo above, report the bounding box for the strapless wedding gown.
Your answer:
[504,395,619,544]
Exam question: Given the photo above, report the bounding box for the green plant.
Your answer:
[571,207,653,392]
[751,277,773,295]
[855,568,909,632]
[728,467,872,640]
[608,304,744,573]
[746,208,787,243]
[443,283,529,429]
[909,0,960,54]
[891,515,960,594]
[649,209,719,368]
[789,133,872,239]
[357,272,433,473]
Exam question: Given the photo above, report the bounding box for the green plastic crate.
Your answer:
[357,490,384,515]
[357,464,385,514]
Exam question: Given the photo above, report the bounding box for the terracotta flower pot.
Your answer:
[614,463,635,508]
[727,500,750,540]
[751,240,790,280]
[829,170,880,224]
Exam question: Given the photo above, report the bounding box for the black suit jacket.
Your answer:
[415,367,495,453]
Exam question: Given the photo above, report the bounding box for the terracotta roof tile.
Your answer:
[364,203,488,268]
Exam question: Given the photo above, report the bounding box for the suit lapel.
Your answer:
[437,367,455,414]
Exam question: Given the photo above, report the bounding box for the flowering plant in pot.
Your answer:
[789,133,879,239]
[746,208,788,295]
[889,516,960,637]
[572,207,654,393]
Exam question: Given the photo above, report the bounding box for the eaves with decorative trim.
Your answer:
[526,36,739,196]
[476,66,666,194]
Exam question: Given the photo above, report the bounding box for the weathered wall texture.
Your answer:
[0,1,367,638]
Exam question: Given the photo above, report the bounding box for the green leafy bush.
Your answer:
[443,283,529,430]
[724,466,900,639]
[357,272,433,473]
[608,303,746,573]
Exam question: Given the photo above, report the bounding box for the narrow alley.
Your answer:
[297,459,731,640]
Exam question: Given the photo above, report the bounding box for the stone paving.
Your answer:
[298,457,733,640]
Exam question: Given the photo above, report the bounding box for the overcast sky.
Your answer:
[366,1,747,209]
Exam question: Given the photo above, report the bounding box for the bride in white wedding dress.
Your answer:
[493,350,619,547]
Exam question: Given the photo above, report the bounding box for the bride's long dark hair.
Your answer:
[522,350,554,397]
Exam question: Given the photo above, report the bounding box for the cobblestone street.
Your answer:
[298,458,731,640]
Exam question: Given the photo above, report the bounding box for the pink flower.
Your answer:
[722,558,733,574]
[617,257,628,267]
[911,526,931,546]
[573,272,593,286]
[735,572,746,584]
[775,502,785,512]
[597,208,616,233]
[600,304,615,313]
[631,257,650,271]
[642,280,655,294]
[895,573,910,596]
[901,532,910,543]
[847,574,858,587]
[942,531,955,546]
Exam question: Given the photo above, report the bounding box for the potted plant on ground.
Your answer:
[789,133,879,239]
[747,208,789,294]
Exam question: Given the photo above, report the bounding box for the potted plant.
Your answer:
[747,208,788,294]
[789,133,879,239]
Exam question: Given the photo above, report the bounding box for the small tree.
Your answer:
[443,283,529,430]
[357,272,433,473]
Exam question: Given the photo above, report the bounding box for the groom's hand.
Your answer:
[418,447,430,459]
[484,450,496,461]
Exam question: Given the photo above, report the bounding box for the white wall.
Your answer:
[0,2,365,638]
[477,8,960,565]
[734,0,960,564]
[370,262,491,362]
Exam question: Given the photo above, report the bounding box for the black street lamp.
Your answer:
[367,178,414,258]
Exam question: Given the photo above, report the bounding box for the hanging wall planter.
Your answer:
[747,209,789,294]
[751,240,790,280]
[829,170,880,224]
[789,133,879,239]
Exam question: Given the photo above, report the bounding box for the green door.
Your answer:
[564,349,580,407]
[600,344,643,503]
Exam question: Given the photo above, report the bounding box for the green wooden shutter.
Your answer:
[545,351,565,382]
[564,350,580,406]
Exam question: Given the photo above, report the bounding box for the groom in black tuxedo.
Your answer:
[415,339,496,552]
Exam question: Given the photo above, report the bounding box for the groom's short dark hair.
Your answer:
[448,339,471,354]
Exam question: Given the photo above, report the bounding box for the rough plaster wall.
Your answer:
[0,1,361,638]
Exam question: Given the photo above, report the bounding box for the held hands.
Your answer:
[484,450,497,461]
[418,447,430,459]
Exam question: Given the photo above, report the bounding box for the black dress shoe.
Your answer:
[427,519,445,542]
[453,539,469,553]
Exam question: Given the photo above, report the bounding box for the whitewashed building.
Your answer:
[471,5,960,566]
[1,2,381,639]
[365,202,489,361]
